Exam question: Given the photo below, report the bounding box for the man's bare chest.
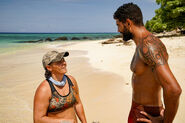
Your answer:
[130,50,148,75]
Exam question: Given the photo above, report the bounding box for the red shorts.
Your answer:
[128,101,163,123]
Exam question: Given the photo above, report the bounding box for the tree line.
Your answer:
[145,0,185,33]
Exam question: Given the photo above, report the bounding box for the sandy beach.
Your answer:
[0,36,185,123]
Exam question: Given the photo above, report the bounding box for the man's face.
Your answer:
[116,19,133,41]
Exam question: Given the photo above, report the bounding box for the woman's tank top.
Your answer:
[46,75,76,112]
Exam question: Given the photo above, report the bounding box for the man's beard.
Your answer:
[121,26,133,42]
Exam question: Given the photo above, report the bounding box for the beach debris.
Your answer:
[102,38,123,44]
[154,30,184,38]
[181,30,185,34]
[102,38,133,46]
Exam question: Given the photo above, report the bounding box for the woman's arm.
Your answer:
[33,80,74,123]
[68,76,87,123]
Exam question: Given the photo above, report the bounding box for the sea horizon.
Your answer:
[0,32,119,54]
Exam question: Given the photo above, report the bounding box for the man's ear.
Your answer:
[125,18,133,31]
[126,19,133,26]
[46,65,52,72]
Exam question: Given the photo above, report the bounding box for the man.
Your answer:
[113,3,182,123]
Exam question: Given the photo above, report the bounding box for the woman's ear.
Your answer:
[46,65,52,72]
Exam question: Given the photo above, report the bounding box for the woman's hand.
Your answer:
[137,109,164,123]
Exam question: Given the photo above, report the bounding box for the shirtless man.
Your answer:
[113,3,182,123]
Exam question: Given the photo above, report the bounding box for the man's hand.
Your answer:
[137,109,164,123]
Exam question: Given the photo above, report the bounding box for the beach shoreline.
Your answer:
[0,36,184,122]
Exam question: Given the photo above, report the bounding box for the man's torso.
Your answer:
[130,34,168,106]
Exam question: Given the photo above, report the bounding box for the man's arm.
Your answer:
[139,37,182,123]
[68,76,87,123]
[33,81,74,123]
[155,63,181,123]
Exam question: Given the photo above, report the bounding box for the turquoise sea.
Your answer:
[0,33,118,54]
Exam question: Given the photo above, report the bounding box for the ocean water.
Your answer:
[0,33,118,54]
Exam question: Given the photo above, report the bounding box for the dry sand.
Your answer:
[0,36,184,123]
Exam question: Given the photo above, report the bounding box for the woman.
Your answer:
[34,50,87,123]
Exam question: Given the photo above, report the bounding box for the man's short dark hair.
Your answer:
[114,3,144,26]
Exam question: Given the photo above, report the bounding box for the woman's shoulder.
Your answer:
[35,80,51,96]
[34,80,51,106]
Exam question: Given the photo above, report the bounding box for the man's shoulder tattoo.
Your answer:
[139,34,168,67]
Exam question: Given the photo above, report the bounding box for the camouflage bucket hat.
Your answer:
[42,50,69,69]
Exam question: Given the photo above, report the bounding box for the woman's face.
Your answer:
[49,58,67,75]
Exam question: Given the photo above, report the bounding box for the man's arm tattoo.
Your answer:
[140,35,167,67]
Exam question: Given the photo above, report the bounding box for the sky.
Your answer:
[0,0,159,33]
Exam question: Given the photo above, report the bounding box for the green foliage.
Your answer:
[145,17,167,33]
[145,0,185,32]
